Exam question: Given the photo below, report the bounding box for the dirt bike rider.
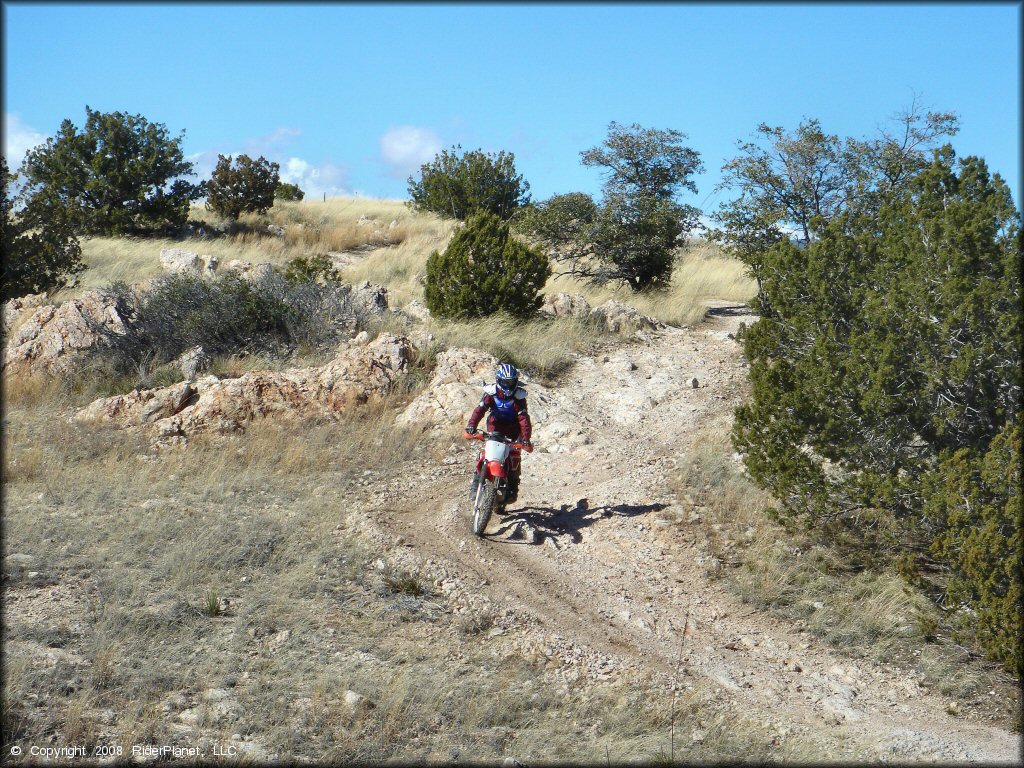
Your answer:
[463,363,533,504]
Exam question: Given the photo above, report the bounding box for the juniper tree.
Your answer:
[515,123,702,290]
[274,181,305,201]
[424,211,550,319]
[2,157,84,300]
[732,147,1021,670]
[206,154,281,220]
[408,146,529,221]
[18,106,200,236]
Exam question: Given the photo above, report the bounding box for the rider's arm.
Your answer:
[467,394,493,430]
[515,398,532,442]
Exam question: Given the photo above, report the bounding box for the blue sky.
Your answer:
[4,2,1021,210]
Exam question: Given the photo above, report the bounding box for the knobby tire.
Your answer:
[472,479,495,536]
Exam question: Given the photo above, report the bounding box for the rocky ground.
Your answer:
[350,305,1019,763]
[3,277,1020,762]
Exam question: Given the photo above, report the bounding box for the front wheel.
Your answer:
[471,478,495,536]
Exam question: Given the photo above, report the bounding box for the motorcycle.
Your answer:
[463,430,533,536]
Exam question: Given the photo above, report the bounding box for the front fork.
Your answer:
[473,453,518,503]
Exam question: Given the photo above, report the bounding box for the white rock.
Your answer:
[540,292,591,320]
[160,248,203,274]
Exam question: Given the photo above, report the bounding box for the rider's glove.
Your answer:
[463,426,478,438]
[522,440,534,453]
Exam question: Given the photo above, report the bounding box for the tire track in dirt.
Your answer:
[359,306,1017,762]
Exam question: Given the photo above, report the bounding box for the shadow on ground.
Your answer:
[705,304,751,317]
[490,498,667,547]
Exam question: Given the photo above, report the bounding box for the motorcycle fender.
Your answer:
[487,460,505,478]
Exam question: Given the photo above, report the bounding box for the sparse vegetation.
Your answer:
[3,384,807,763]
[5,176,1016,763]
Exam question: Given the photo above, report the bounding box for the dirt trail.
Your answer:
[355,306,1018,762]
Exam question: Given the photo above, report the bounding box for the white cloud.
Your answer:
[245,127,301,156]
[4,114,48,169]
[379,125,442,177]
[185,149,221,183]
[280,157,351,199]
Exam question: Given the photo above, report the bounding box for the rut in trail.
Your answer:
[355,306,1017,763]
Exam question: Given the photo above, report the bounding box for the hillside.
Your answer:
[3,198,1018,763]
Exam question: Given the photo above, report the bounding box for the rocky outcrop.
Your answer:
[402,300,431,322]
[398,348,497,427]
[345,281,389,315]
[2,293,49,336]
[541,292,591,321]
[223,260,275,283]
[4,292,126,375]
[75,333,413,443]
[159,248,219,276]
[589,300,661,334]
[174,346,211,380]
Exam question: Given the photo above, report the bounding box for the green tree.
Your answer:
[732,148,1021,669]
[424,211,550,319]
[274,181,305,201]
[711,102,959,295]
[516,122,702,290]
[205,154,281,220]
[19,106,201,236]
[580,121,703,202]
[927,419,1021,673]
[2,157,84,300]
[407,146,529,221]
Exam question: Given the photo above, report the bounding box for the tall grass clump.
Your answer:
[545,241,755,327]
[431,314,606,381]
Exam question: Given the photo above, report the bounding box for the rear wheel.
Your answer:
[472,479,495,536]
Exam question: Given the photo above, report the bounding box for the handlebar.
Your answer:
[463,430,533,452]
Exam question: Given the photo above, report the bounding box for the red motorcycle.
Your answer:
[463,430,533,536]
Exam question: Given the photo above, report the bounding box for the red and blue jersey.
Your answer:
[468,384,531,441]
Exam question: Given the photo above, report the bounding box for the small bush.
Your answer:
[382,569,426,597]
[203,589,223,617]
[424,211,550,319]
[275,181,305,201]
[206,154,280,221]
[95,270,371,378]
[408,145,529,221]
[283,254,341,285]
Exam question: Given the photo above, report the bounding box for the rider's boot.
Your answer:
[506,467,521,504]
[468,470,480,501]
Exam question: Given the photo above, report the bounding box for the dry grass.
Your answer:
[346,232,754,325]
[672,415,1019,721]
[339,226,455,306]
[54,196,750,337]
[429,313,611,381]
[54,197,452,301]
[4,383,808,762]
[544,241,755,327]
